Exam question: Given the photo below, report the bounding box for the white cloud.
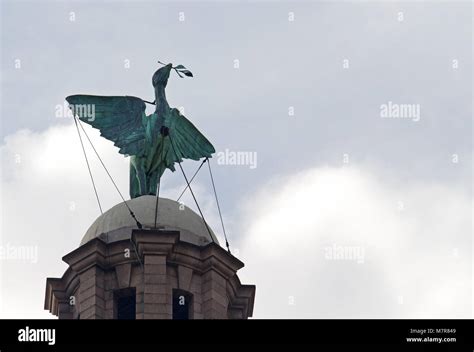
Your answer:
[236,166,472,318]
[0,125,471,319]
[0,124,132,318]
[0,124,226,318]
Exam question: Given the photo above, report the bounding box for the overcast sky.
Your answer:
[0,0,472,318]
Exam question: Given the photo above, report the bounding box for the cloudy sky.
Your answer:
[0,0,472,318]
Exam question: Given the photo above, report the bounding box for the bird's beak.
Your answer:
[157,60,172,68]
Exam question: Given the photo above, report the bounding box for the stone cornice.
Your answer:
[45,229,255,318]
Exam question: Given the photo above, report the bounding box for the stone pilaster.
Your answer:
[202,270,228,319]
[143,254,171,319]
[78,266,105,319]
[45,229,255,319]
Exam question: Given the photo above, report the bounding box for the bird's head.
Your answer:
[152,63,173,87]
[152,61,194,87]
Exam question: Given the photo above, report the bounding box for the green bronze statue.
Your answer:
[67,62,215,199]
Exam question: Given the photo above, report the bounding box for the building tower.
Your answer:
[44,196,255,319]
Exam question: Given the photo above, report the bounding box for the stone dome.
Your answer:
[80,196,219,246]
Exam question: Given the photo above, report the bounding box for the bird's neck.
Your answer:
[154,85,169,115]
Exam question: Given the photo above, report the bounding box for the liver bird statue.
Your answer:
[67,62,215,199]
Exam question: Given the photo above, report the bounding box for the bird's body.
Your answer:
[67,63,215,199]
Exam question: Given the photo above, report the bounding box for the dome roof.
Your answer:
[80,196,219,247]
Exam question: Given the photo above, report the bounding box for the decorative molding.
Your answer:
[45,229,255,319]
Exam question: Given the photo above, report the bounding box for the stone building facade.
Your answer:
[44,196,255,319]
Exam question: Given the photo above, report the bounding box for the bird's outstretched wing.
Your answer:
[66,95,148,157]
[168,108,215,162]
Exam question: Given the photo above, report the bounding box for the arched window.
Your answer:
[173,289,193,320]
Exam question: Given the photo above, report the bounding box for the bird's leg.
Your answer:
[137,169,147,196]
[148,171,159,195]
[133,158,147,196]
[129,159,141,199]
